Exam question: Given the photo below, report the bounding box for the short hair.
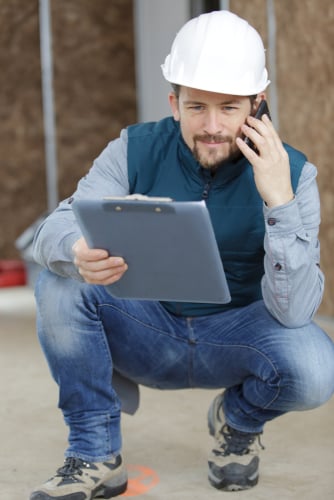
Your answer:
[171,83,180,97]
[171,83,257,103]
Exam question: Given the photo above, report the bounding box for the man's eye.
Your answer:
[189,105,204,111]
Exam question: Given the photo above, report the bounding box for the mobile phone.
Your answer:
[243,100,271,150]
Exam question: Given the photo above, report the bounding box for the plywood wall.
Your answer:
[0,1,45,254]
[0,0,136,256]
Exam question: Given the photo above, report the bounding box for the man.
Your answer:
[31,10,334,499]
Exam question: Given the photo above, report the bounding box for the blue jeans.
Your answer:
[35,270,334,462]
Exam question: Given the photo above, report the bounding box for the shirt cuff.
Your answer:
[263,198,310,241]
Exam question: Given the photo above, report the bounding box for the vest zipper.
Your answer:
[201,169,214,200]
[202,180,211,200]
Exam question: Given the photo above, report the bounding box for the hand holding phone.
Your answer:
[243,100,271,151]
[238,99,294,208]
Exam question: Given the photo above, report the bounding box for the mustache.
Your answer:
[193,134,233,144]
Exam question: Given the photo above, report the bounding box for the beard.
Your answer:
[192,133,242,171]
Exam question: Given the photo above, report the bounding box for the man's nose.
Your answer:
[203,110,223,135]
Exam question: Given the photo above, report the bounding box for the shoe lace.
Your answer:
[56,457,87,480]
[218,424,265,457]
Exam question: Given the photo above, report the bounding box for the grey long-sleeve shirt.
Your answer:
[33,128,325,327]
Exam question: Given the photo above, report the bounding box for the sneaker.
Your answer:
[207,393,264,491]
[30,455,128,499]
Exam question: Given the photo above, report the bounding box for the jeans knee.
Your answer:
[35,270,69,315]
[284,352,334,411]
[35,270,89,323]
[35,271,92,354]
[300,366,334,409]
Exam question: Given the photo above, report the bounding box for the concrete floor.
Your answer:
[1,286,334,500]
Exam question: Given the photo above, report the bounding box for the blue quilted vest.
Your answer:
[127,117,306,316]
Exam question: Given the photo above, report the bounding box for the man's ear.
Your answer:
[252,92,267,114]
[168,92,180,121]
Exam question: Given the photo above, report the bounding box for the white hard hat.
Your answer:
[161,10,270,96]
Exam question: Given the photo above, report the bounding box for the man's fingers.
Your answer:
[76,256,127,274]
[73,241,108,262]
[72,237,128,284]
[78,263,128,284]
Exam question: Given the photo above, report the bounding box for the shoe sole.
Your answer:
[208,456,259,491]
[30,479,127,500]
[95,478,128,498]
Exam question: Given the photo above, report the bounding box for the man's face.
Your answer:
[169,86,262,170]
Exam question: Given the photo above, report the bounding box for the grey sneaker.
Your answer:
[30,455,128,499]
[207,393,264,491]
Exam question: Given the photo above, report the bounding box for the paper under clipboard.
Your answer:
[72,197,231,303]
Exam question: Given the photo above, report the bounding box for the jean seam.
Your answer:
[97,303,186,340]
[201,341,282,412]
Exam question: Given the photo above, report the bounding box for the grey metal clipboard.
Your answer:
[72,198,231,304]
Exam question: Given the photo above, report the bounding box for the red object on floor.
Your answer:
[0,260,27,287]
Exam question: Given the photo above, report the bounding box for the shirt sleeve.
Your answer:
[261,161,325,327]
[32,129,130,279]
